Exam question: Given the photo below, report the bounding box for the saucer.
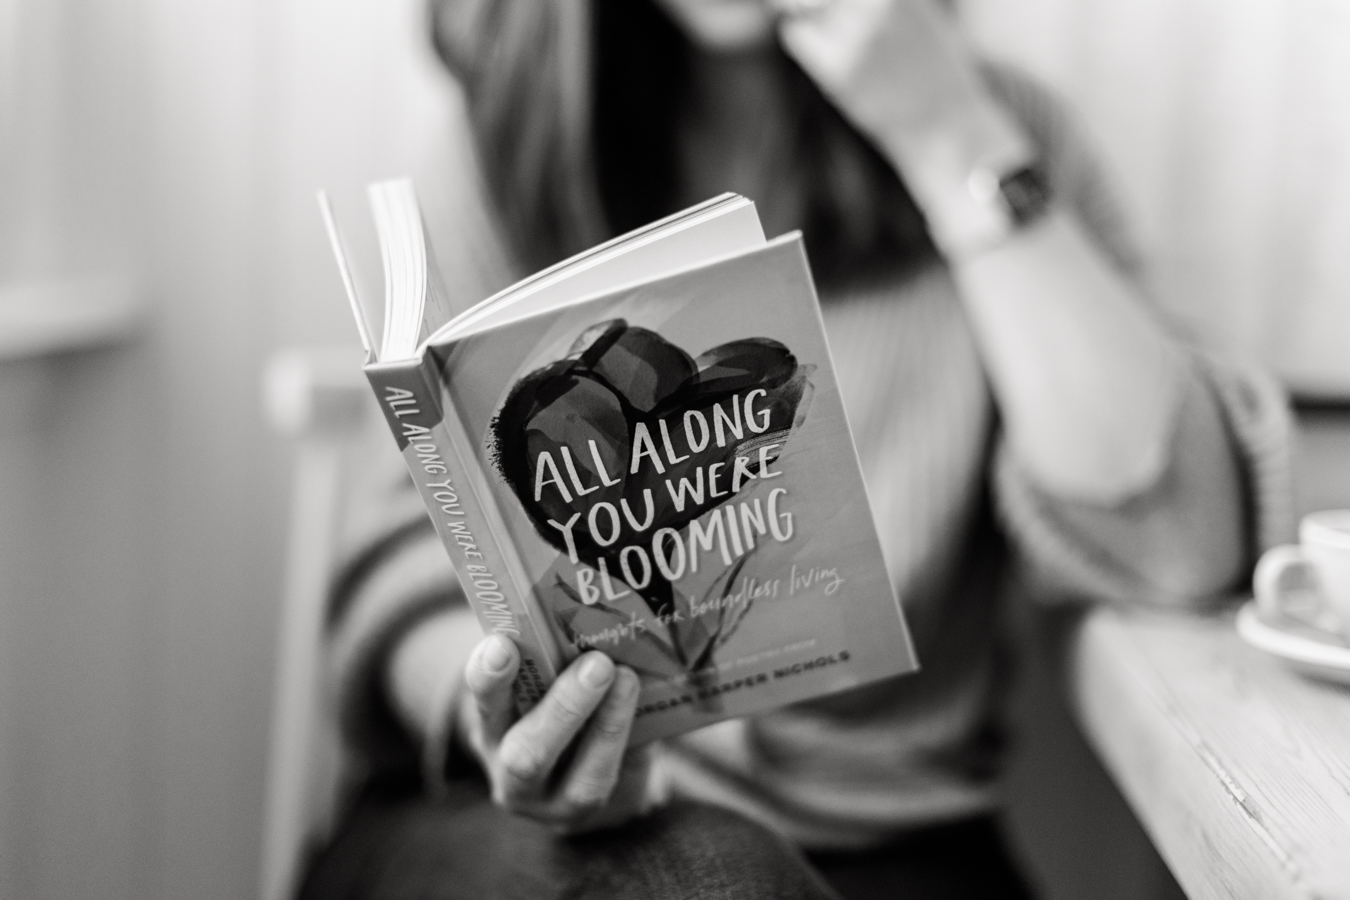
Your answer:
[1236,601,1350,687]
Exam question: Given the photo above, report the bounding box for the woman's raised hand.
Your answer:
[457,635,660,834]
[778,0,1035,252]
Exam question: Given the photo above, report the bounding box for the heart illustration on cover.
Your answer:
[490,319,813,681]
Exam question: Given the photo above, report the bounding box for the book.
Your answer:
[321,181,918,743]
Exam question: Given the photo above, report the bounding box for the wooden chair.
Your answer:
[259,346,370,900]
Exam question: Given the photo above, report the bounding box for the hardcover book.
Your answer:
[322,182,917,743]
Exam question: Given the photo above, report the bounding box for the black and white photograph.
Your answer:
[2,1,1349,898]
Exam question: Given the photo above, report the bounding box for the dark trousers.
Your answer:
[301,779,1036,900]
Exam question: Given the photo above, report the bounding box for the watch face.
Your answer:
[999,165,1052,227]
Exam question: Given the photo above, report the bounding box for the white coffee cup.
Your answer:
[1254,510,1350,640]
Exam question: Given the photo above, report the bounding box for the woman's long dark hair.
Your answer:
[432,0,936,287]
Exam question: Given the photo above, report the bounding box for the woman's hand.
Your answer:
[778,0,1035,252]
[457,635,659,834]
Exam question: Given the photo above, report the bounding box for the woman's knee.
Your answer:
[565,802,838,900]
[301,790,836,900]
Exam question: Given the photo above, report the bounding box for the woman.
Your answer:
[305,1,1291,898]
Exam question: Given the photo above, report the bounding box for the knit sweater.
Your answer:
[324,67,1294,850]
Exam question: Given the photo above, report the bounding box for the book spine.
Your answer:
[365,358,558,711]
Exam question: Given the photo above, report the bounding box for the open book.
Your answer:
[322,181,917,743]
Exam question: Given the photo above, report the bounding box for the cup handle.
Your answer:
[1253,544,1328,629]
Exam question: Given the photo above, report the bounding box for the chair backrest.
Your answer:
[259,346,370,900]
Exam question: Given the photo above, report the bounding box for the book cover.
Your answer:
[426,233,917,742]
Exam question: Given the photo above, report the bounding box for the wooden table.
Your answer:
[1071,606,1350,900]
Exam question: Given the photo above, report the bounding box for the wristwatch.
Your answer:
[946,160,1054,260]
[970,163,1052,229]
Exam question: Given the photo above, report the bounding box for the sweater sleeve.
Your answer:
[995,357,1294,606]
[984,66,1296,606]
[326,426,463,782]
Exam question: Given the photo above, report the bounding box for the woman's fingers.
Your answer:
[466,651,657,832]
[464,635,519,750]
[493,652,615,805]
[552,666,640,820]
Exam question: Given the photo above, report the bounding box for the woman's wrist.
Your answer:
[871,91,1045,258]
[926,157,1056,263]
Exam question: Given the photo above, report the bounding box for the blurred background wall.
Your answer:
[0,1,1346,899]
[0,0,449,897]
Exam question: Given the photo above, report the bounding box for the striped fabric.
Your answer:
[324,67,1294,849]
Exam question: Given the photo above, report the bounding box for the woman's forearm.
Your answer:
[952,210,1189,504]
[781,2,1201,503]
